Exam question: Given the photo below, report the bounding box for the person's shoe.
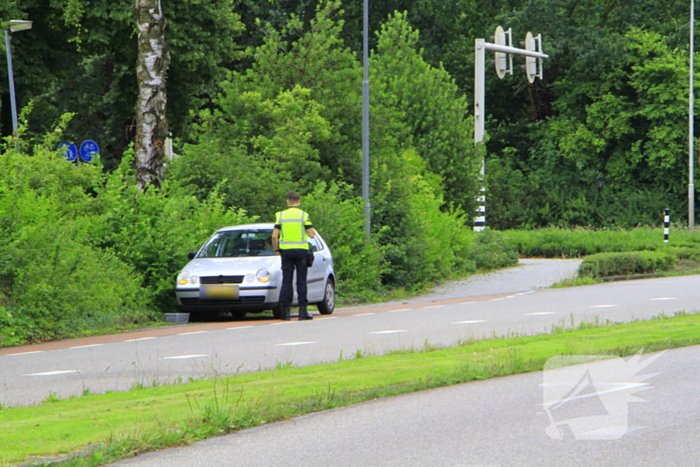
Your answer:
[281,306,291,321]
[298,305,313,320]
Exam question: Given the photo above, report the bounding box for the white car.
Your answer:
[175,223,335,320]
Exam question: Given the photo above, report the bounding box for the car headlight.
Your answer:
[177,270,190,285]
[256,269,271,283]
[177,271,198,285]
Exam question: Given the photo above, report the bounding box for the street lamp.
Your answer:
[2,19,33,137]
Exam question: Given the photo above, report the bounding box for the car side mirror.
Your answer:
[187,252,197,260]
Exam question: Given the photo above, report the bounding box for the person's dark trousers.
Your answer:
[279,249,309,312]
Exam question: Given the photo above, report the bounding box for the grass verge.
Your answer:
[2,312,700,466]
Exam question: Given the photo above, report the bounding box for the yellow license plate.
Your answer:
[200,284,239,300]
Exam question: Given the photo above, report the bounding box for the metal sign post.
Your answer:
[473,29,549,231]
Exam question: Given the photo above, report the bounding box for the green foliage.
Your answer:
[470,229,520,271]
[0,136,254,345]
[370,11,480,215]
[578,251,676,278]
[302,183,386,298]
[505,227,700,258]
[0,145,153,344]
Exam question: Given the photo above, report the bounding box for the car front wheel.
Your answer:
[316,278,335,314]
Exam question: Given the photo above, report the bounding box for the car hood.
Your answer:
[182,256,281,276]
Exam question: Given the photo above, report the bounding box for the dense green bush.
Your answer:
[0,146,154,345]
[578,251,676,278]
[504,227,700,258]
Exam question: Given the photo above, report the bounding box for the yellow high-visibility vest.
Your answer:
[275,208,312,250]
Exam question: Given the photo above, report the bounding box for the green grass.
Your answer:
[2,312,700,466]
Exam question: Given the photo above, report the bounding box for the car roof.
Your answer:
[217,223,274,232]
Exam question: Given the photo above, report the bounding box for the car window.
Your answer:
[198,230,274,258]
[308,235,324,252]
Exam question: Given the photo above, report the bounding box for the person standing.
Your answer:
[272,192,316,321]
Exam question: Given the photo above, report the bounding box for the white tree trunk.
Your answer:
[135,0,170,191]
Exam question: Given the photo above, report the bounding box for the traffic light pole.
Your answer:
[473,33,548,231]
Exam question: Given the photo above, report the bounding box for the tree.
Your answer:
[134,0,169,191]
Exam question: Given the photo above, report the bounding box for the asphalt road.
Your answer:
[110,345,700,467]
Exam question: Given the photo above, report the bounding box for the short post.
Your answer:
[664,209,670,243]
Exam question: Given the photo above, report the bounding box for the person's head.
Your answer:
[286,191,301,206]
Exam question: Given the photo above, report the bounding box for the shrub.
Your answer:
[578,251,676,278]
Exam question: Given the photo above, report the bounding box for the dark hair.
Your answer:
[286,191,300,202]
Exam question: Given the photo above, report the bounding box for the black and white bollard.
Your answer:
[664,209,670,243]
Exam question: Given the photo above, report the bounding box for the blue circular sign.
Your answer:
[59,142,78,162]
[79,140,99,163]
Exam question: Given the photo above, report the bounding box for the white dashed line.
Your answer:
[590,304,619,308]
[24,370,80,377]
[369,330,407,335]
[177,331,207,336]
[424,305,445,309]
[354,313,375,316]
[650,297,677,301]
[125,337,157,342]
[160,354,208,360]
[274,341,317,346]
[227,325,254,330]
[452,320,487,324]
[526,312,557,316]
[70,344,104,349]
[490,298,506,302]
[390,309,411,313]
[5,351,44,356]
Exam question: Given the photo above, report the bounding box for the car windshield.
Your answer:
[197,230,276,258]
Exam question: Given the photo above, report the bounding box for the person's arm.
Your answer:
[306,227,316,239]
[272,228,281,254]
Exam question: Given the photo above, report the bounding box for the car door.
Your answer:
[305,235,326,301]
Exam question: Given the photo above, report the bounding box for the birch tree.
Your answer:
[135,0,169,191]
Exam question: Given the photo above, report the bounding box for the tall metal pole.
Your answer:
[362,0,371,241]
[474,39,486,231]
[4,27,19,135]
[690,0,696,233]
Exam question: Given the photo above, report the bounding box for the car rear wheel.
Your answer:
[316,278,335,314]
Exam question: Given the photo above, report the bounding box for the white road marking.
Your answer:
[5,351,44,356]
[160,354,209,360]
[526,312,557,316]
[590,304,619,308]
[490,298,506,302]
[177,331,207,336]
[24,370,80,376]
[227,325,254,330]
[452,320,487,324]
[125,337,156,342]
[650,297,677,301]
[70,344,104,349]
[354,313,375,316]
[274,341,316,346]
[389,308,410,313]
[424,305,445,309]
[369,330,407,335]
